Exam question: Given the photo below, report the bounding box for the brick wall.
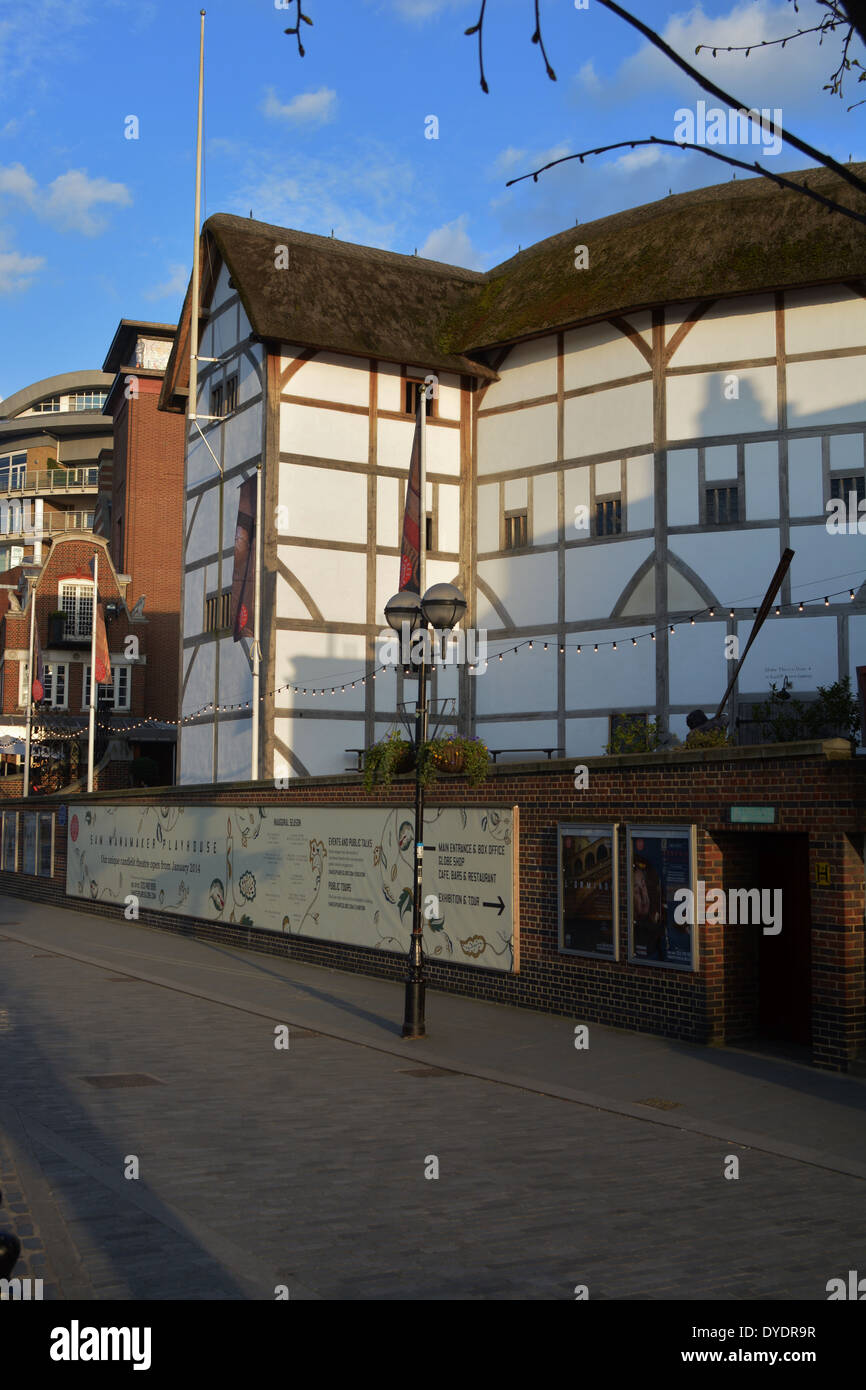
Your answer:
[0,741,862,1070]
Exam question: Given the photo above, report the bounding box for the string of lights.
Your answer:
[23,572,865,737]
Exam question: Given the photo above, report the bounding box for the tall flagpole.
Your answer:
[251,460,262,780]
[23,577,35,799]
[87,553,98,793]
[189,11,205,431]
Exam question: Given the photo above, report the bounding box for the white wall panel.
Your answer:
[237,346,263,406]
[435,375,461,420]
[669,530,780,608]
[377,415,415,471]
[534,471,558,545]
[564,381,652,458]
[222,404,262,465]
[185,487,220,564]
[563,320,650,389]
[182,640,215,715]
[594,459,619,494]
[281,545,367,624]
[425,422,460,477]
[437,482,460,553]
[565,539,654,620]
[829,432,865,472]
[210,260,234,311]
[668,621,728,705]
[789,523,864,600]
[280,462,366,542]
[217,634,253,702]
[667,449,698,526]
[478,402,557,475]
[477,553,557,628]
[740,615,838,693]
[626,454,653,532]
[276,716,366,777]
[564,465,590,539]
[377,362,402,413]
[276,630,368,705]
[280,402,368,463]
[788,437,823,516]
[483,336,556,409]
[183,567,205,635]
[504,477,528,509]
[787,357,866,428]
[745,441,779,520]
[667,294,775,366]
[477,482,499,553]
[475,642,556,716]
[217,716,251,783]
[291,352,370,406]
[784,286,866,354]
[565,627,654,709]
[667,367,776,439]
[179,724,213,786]
[377,475,399,547]
[849,616,866,686]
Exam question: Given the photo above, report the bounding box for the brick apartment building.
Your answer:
[0,321,185,790]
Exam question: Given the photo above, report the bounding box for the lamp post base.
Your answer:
[402,979,426,1039]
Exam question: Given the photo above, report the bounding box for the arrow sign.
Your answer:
[483,896,505,916]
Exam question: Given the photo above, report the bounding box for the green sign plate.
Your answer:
[730,806,775,824]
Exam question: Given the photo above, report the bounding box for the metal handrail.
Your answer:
[0,468,99,495]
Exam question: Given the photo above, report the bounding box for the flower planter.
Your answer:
[437,748,465,774]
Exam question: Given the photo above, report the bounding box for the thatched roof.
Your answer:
[160,164,866,411]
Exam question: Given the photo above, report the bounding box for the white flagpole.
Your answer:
[189,10,205,430]
[87,552,98,793]
[23,577,35,799]
[251,462,262,781]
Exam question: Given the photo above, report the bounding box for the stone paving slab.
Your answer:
[0,896,864,1300]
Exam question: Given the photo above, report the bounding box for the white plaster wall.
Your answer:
[745,441,779,520]
[565,627,655,709]
[564,466,590,536]
[435,376,461,420]
[666,366,776,440]
[280,545,367,625]
[424,423,461,477]
[185,486,220,564]
[277,716,366,777]
[183,567,205,635]
[210,260,234,311]
[739,616,839,692]
[377,416,415,471]
[221,402,262,465]
[595,459,619,494]
[279,462,366,542]
[668,621,728,706]
[829,432,865,472]
[788,436,823,516]
[668,441,701,530]
[475,640,556,715]
[477,482,499,553]
[377,362,402,413]
[483,337,557,409]
[182,640,215,715]
[276,566,316,622]
[290,352,370,406]
[217,716,251,782]
[565,717,609,757]
[217,633,253,705]
[667,294,775,367]
[784,286,866,354]
[280,402,368,463]
[789,523,864,599]
[504,477,528,509]
[186,431,217,491]
[179,724,213,785]
[564,381,652,457]
[437,482,460,553]
[376,475,399,547]
[533,471,558,545]
[565,539,655,621]
[476,553,557,629]
[705,443,737,482]
[237,346,263,407]
[669,530,780,608]
[276,630,367,707]
[210,304,239,361]
[626,454,654,532]
[849,616,866,686]
[478,402,557,475]
[787,357,866,428]
[563,320,650,389]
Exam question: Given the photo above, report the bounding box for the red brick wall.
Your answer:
[0,743,862,1070]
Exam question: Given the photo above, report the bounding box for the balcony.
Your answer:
[0,467,99,496]
[0,510,96,539]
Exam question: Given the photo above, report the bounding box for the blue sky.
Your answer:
[0,0,863,398]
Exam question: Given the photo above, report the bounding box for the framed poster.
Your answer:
[38,813,54,877]
[627,825,697,971]
[21,812,37,875]
[2,811,17,873]
[558,823,619,959]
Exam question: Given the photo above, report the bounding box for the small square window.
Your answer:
[210,383,223,419]
[224,375,238,415]
[593,497,622,537]
[504,511,528,550]
[425,514,434,552]
[706,485,739,525]
[830,475,865,506]
[404,379,434,417]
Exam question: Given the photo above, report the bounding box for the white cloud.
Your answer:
[0,163,131,235]
[261,86,337,125]
[419,214,482,268]
[145,263,189,302]
[0,246,44,294]
[576,0,862,115]
[389,0,465,19]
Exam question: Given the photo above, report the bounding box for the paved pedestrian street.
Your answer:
[1,896,864,1301]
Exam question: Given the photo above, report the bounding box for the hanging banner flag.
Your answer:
[93,601,111,686]
[398,405,421,594]
[32,620,44,703]
[231,476,256,641]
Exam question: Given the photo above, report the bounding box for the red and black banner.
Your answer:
[231,477,256,642]
[398,411,421,594]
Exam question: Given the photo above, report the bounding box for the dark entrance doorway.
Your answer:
[755,833,812,1046]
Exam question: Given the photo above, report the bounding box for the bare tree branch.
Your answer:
[283,0,313,57]
[505,136,866,226]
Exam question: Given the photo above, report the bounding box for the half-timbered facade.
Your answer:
[162,164,866,783]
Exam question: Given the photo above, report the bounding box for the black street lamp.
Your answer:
[384,582,467,1039]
